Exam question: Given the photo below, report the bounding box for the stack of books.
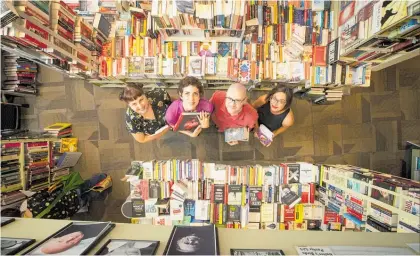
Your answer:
[1,142,22,196]
[24,141,50,191]
[43,123,73,138]
[2,52,38,94]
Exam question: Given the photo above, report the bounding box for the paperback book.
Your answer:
[173,112,201,132]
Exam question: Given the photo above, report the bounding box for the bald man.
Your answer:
[209,84,258,145]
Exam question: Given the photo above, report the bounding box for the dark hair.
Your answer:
[178,76,204,97]
[119,83,144,103]
[266,84,293,110]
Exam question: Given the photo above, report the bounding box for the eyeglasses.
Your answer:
[226,96,245,105]
[270,96,286,105]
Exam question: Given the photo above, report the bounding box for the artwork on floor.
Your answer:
[95,239,160,255]
[163,225,218,255]
[1,237,35,255]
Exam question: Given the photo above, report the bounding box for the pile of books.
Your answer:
[43,122,73,138]
[2,52,38,94]
[24,141,50,191]
[1,143,22,196]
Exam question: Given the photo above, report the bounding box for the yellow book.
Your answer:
[218,204,223,225]
[295,204,304,223]
[158,55,163,75]
[154,161,159,180]
[257,166,263,186]
[44,123,72,131]
[167,42,173,58]
[60,137,78,153]
[1,183,22,193]
[210,203,214,224]
[172,159,176,181]
[241,185,246,206]
[139,38,144,56]
[279,223,286,230]
[249,166,255,186]
[272,5,278,25]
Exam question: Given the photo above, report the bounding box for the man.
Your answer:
[210,83,258,146]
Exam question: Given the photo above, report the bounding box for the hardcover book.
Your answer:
[213,184,226,204]
[257,124,274,146]
[163,225,219,255]
[224,127,249,143]
[1,237,35,255]
[132,198,146,217]
[228,205,241,222]
[228,185,242,205]
[95,239,159,255]
[173,112,200,132]
[24,222,115,255]
[280,184,302,207]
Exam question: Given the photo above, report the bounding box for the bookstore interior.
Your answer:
[1,0,420,255]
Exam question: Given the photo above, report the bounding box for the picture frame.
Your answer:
[1,237,36,255]
[230,249,285,255]
[0,217,15,227]
[23,221,115,255]
[95,239,160,255]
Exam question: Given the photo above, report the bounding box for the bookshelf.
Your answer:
[121,160,420,234]
[2,0,419,104]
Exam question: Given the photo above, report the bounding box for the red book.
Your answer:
[309,183,315,203]
[283,205,295,222]
[173,112,200,132]
[313,46,326,66]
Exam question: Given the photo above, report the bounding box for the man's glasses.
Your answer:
[226,96,245,105]
[270,96,286,105]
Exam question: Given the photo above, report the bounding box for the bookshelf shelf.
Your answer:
[371,48,420,72]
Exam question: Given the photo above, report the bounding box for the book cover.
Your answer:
[184,199,196,220]
[145,198,158,218]
[280,184,301,207]
[260,203,274,223]
[173,112,200,132]
[224,127,249,143]
[228,205,241,222]
[170,199,184,221]
[44,123,72,131]
[163,225,218,255]
[95,239,159,255]
[132,198,146,217]
[149,181,161,199]
[307,220,322,230]
[188,56,204,77]
[60,138,78,153]
[287,164,300,184]
[1,237,35,255]
[257,125,274,146]
[238,60,251,83]
[213,184,225,204]
[249,186,263,210]
[228,185,242,205]
[24,222,115,255]
[195,200,210,220]
[380,0,407,29]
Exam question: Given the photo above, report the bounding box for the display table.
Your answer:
[1,218,419,255]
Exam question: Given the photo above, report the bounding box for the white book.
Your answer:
[195,200,210,220]
[142,161,154,180]
[145,198,159,218]
[170,199,184,221]
[261,203,274,223]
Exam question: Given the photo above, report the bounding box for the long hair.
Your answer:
[266,84,293,110]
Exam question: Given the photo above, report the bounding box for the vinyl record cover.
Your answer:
[95,239,159,255]
[163,225,218,255]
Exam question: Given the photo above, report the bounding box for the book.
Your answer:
[24,222,115,255]
[228,185,242,205]
[1,237,36,255]
[132,198,146,217]
[280,184,301,207]
[44,123,72,131]
[227,205,241,222]
[0,217,15,227]
[60,138,78,152]
[95,239,159,255]
[173,112,200,132]
[380,0,407,29]
[231,249,285,255]
[257,124,274,146]
[163,225,219,255]
[170,199,185,221]
[213,184,226,204]
[224,127,249,143]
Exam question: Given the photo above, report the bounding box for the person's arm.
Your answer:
[164,101,179,128]
[272,110,294,137]
[131,127,170,143]
[252,94,268,109]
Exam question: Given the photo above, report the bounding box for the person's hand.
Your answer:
[198,111,210,129]
[227,140,239,146]
[254,131,258,139]
[180,125,202,138]
[258,134,272,147]
[41,231,84,254]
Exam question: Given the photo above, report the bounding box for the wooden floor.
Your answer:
[20,56,420,222]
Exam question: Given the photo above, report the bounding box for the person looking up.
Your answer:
[210,83,258,146]
[120,84,172,143]
[252,84,295,147]
[165,76,213,138]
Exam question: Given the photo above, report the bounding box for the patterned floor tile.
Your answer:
[98,140,133,172]
[342,123,374,153]
[313,124,343,156]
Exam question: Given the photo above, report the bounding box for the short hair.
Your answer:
[266,84,293,110]
[119,83,144,103]
[178,76,204,96]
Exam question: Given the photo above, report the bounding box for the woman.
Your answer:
[120,84,172,143]
[165,76,213,138]
[252,84,295,147]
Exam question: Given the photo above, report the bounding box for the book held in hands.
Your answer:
[173,112,201,132]
[224,127,249,143]
[257,124,274,146]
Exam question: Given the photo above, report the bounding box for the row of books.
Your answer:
[1,143,22,194]
[321,164,420,233]
[24,141,51,191]
[123,160,419,233]
[2,51,38,94]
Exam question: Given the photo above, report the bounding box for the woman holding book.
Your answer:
[120,84,173,143]
[165,76,213,137]
[252,84,295,147]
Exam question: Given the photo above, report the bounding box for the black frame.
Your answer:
[0,217,15,227]
[1,237,36,255]
[94,239,160,255]
[22,222,116,255]
[230,249,285,255]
